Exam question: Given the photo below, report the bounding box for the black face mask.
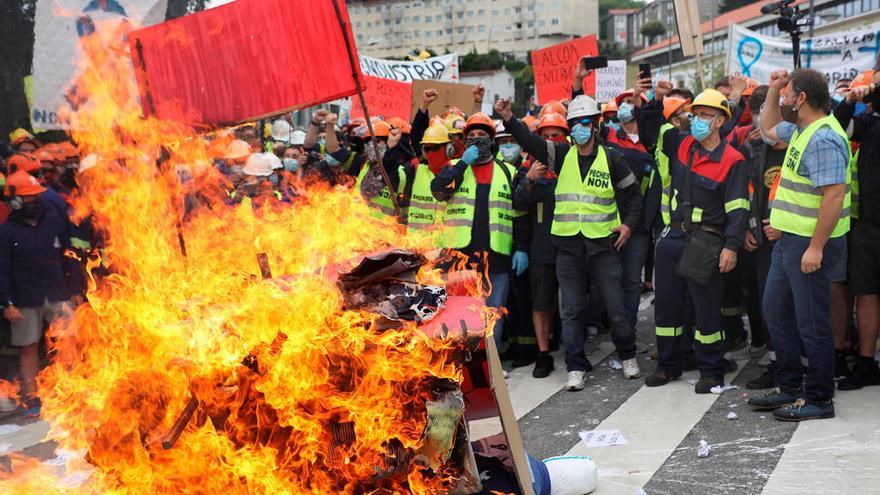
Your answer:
[12,200,45,223]
[465,136,495,164]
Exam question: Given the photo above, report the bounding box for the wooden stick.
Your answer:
[161,396,198,450]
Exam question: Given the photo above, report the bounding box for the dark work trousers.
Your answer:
[722,265,747,348]
[620,228,651,329]
[507,269,537,360]
[739,241,774,350]
[557,249,635,372]
[585,279,606,332]
[765,234,845,403]
[653,228,728,380]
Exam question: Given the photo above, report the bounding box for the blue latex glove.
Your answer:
[512,250,529,276]
[460,144,480,165]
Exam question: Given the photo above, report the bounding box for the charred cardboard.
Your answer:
[410,80,481,120]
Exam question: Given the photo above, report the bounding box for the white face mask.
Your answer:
[626,133,640,143]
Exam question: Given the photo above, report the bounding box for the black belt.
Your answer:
[670,221,723,236]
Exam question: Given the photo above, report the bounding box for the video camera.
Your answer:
[761,0,813,35]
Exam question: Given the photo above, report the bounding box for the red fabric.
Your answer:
[473,162,494,184]
[425,150,449,174]
[350,76,413,121]
[727,125,752,149]
[677,135,744,184]
[532,34,599,105]
[129,0,363,125]
[606,128,648,153]
[0,203,9,224]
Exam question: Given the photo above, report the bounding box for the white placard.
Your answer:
[595,60,627,103]
[358,53,460,83]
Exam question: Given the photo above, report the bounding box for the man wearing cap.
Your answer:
[747,68,852,420]
[0,172,82,416]
[496,95,643,389]
[431,112,528,350]
[646,88,750,393]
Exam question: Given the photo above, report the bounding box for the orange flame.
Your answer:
[1,21,493,494]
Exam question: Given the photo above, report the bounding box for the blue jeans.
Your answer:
[764,234,845,402]
[486,272,511,347]
[557,249,635,371]
[620,229,650,327]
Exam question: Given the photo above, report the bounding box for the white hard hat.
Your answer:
[290,130,306,146]
[264,152,283,170]
[242,153,273,176]
[271,120,292,143]
[494,119,512,138]
[566,95,601,121]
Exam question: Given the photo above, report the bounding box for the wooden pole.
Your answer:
[330,0,401,217]
[694,50,706,91]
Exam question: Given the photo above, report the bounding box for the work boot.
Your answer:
[645,369,679,387]
[566,370,587,391]
[746,368,776,390]
[694,377,723,394]
[834,351,852,380]
[747,387,803,410]
[773,399,835,422]
[724,358,739,373]
[511,351,536,369]
[532,352,554,379]
[837,358,880,391]
[622,358,641,379]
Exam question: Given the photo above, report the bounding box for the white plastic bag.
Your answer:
[543,455,598,495]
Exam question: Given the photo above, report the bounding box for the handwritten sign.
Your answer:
[359,53,459,82]
[350,76,413,121]
[410,80,480,120]
[531,34,599,105]
[594,60,627,103]
[725,22,880,89]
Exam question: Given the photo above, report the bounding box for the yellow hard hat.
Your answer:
[8,128,33,146]
[691,89,731,119]
[422,124,451,145]
[444,114,466,135]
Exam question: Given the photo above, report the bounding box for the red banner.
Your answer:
[531,34,599,105]
[350,76,413,121]
[129,0,364,126]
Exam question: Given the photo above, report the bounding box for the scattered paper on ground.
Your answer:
[579,429,629,448]
[711,384,738,394]
[0,424,23,436]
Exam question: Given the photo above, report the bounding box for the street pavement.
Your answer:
[1,292,879,494]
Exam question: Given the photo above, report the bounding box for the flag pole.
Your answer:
[330,0,401,217]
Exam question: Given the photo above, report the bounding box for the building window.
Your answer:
[492,9,498,16]
[478,9,485,16]
[467,10,474,17]
[467,26,475,33]
[552,18,559,25]
[415,30,421,37]
[356,21,361,27]
[479,25,486,32]
[538,20,545,27]
[446,28,452,34]
[367,22,372,27]
[457,11,463,18]
[528,21,534,27]
[413,15,420,22]
[367,6,372,13]
[426,31,432,38]
[515,7,521,13]
[437,30,443,36]
[504,8,511,15]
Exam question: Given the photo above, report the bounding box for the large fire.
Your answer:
[1,21,493,494]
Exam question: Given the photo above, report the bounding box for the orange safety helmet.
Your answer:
[429,115,445,127]
[521,114,538,131]
[662,97,691,121]
[539,100,567,117]
[5,171,46,197]
[536,112,570,133]
[366,120,392,138]
[385,116,412,134]
[442,106,466,119]
[34,146,59,164]
[464,112,496,138]
[603,99,619,114]
[6,152,42,175]
[56,141,79,160]
[614,89,649,107]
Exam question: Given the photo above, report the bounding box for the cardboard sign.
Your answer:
[31,0,167,130]
[129,0,364,125]
[674,0,705,57]
[350,76,413,121]
[531,34,599,105]
[594,60,628,103]
[410,80,480,120]
[359,53,459,82]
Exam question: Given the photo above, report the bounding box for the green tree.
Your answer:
[640,20,667,45]
[460,48,504,72]
[165,0,207,20]
[0,0,36,140]
[719,0,758,14]
[599,0,644,39]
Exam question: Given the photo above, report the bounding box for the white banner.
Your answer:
[594,60,627,103]
[725,22,880,89]
[358,53,459,83]
[31,0,167,130]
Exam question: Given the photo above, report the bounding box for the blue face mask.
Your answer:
[831,93,844,104]
[606,122,621,132]
[317,138,326,147]
[690,116,714,142]
[499,143,522,162]
[571,123,592,145]
[617,103,635,124]
[268,174,280,187]
[325,153,340,167]
[282,157,299,172]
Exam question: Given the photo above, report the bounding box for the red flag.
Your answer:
[531,34,599,105]
[129,0,364,126]
[350,76,413,121]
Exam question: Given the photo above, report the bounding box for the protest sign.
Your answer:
[673,0,704,57]
[594,60,627,103]
[531,34,599,105]
[129,0,363,125]
[350,76,413,121]
[31,0,167,130]
[410,80,480,120]
[359,53,459,83]
[726,22,880,89]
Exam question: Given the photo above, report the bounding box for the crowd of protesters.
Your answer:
[1,54,879,423]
